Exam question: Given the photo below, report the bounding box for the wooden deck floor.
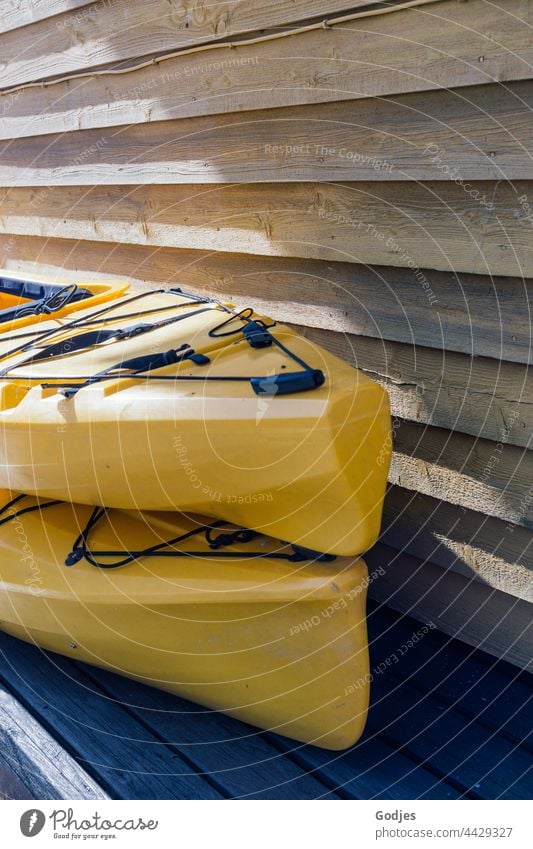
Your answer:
[0,601,531,800]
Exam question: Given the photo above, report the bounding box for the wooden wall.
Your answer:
[0,0,531,669]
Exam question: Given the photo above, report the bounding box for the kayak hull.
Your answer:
[0,378,389,556]
[0,494,370,750]
[3,595,369,750]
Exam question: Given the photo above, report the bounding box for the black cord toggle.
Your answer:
[251,369,325,396]
[242,320,273,348]
[65,549,85,566]
[206,527,259,549]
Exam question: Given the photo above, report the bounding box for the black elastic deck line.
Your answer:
[0,293,206,345]
[0,287,203,367]
[66,505,335,568]
[208,307,256,337]
[0,286,325,398]
[0,494,63,527]
[206,308,308,365]
[0,494,336,567]
[2,305,218,372]
[2,372,250,385]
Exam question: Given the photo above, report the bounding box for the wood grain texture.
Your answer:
[367,660,532,797]
[382,486,533,601]
[0,638,223,799]
[367,543,533,670]
[0,0,374,89]
[1,0,532,140]
[0,757,32,799]
[2,81,533,184]
[391,420,533,529]
[366,602,533,753]
[1,234,530,364]
[0,0,92,35]
[0,683,108,799]
[304,327,532,448]
[0,181,532,277]
[82,668,336,800]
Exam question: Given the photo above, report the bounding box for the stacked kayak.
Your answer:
[0,490,369,750]
[0,273,391,749]
[0,285,390,555]
[0,269,128,328]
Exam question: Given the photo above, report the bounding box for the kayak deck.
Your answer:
[0,600,528,800]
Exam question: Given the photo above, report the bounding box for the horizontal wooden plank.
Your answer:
[1,180,532,277]
[0,235,531,363]
[0,0,92,35]
[382,486,533,602]
[0,683,108,799]
[392,421,533,529]
[366,543,533,670]
[1,0,532,140]
[304,327,533,448]
[0,0,376,90]
[2,81,533,184]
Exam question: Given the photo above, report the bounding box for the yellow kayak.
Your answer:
[0,268,129,330]
[0,490,369,750]
[0,287,390,555]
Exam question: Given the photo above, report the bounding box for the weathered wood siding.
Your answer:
[0,0,531,667]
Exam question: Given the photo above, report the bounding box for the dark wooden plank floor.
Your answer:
[0,602,531,800]
[0,683,108,800]
[0,759,33,800]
